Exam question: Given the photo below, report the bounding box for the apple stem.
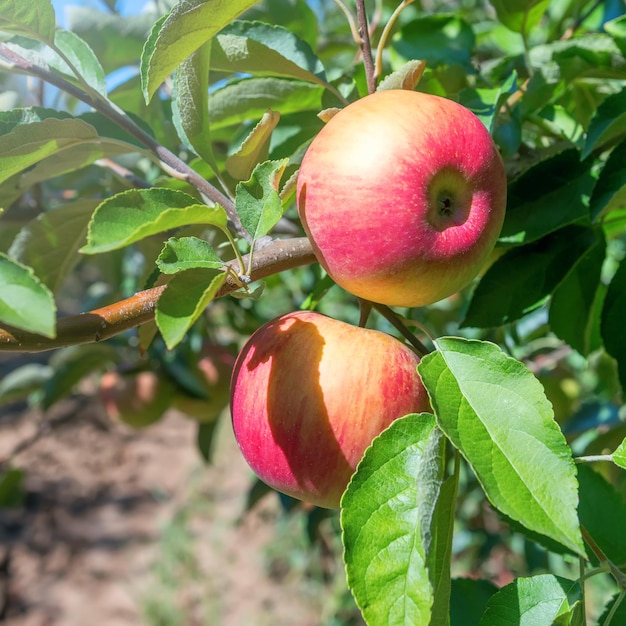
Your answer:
[370,303,431,357]
[358,299,374,327]
[355,0,377,94]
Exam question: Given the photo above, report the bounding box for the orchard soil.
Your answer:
[0,356,357,626]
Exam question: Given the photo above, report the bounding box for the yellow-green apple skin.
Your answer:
[297,89,507,307]
[230,311,431,509]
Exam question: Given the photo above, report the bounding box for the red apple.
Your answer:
[99,370,175,428]
[297,89,507,307]
[230,311,431,508]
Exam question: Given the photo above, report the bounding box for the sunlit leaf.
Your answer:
[342,413,443,626]
[601,256,626,393]
[156,236,224,274]
[419,337,585,556]
[0,0,55,43]
[490,0,550,35]
[614,439,626,469]
[583,87,626,158]
[82,189,228,254]
[0,253,56,337]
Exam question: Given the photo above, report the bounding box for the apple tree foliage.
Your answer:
[0,0,626,623]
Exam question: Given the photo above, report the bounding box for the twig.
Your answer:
[0,43,248,240]
[370,302,430,357]
[0,238,316,353]
[355,0,377,94]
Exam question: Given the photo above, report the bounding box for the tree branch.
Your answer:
[355,0,377,94]
[0,43,248,239]
[0,238,316,353]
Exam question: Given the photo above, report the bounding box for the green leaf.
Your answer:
[614,439,626,469]
[156,236,224,274]
[8,200,95,293]
[0,469,25,508]
[450,578,497,626]
[82,189,228,254]
[0,117,99,185]
[0,253,56,337]
[392,15,476,71]
[598,593,626,625]
[197,420,220,463]
[341,413,444,626]
[489,0,550,35]
[0,0,55,43]
[549,230,606,356]
[208,77,324,130]
[601,256,626,393]
[52,29,107,96]
[478,575,581,625]
[211,20,328,85]
[141,0,259,103]
[0,363,52,406]
[577,464,626,566]
[155,267,227,349]
[419,337,585,556]
[463,226,597,328]
[458,72,517,133]
[226,109,281,181]
[590,139,626,220]
[236,159,288,242]
[605,14,626,57]
[499,150,594,245]
[582,87,626,158]
[172,41,216,168]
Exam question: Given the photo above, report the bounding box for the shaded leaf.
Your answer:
[490,0,550,35]
[8,200,95,293]
[155,267,227,349]
[82,189,228,254]
[0,0,55,43]
[156,237,224,274]
[141,0,259,103]
[342,413,443,626]
[419,337,585,556]
[0,363,52,406]
[582,87,626,158]
[601,256,626,393]
[197,420,220,463]
[478,575,581,625]
[236,159,288,242]
[458,72,517,133]
[226,109,281,181]
[549,229,606,356]
[450,578,498,626]
[0,253,56,337]
[500,149,594,245]
[0,469,24,508]
[377,60,427,92]
[463,226,597,328]
[590,139,626,220]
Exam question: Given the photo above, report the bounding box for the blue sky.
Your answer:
[51,0,152,25]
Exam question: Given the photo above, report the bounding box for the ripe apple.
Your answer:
[297,89,507,308]
[99,370,175,428]
[230,310,431,509]
[173,343,236,422]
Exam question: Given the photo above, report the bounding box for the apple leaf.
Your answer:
[463,225,597,328]
[172,41,217,170]
[499,149,594,245]
[582,87,626,159]
[81,189,229,254]
[236,159,288,243]
[0,363,53,407]
[601,256,626,393]
[418,337,585,557]
[0,0,56,44]
[489,0,550,35]
[392,15,475,71]
[577,464,626,566]
[598,594,626,626]
[140,0,259,103]
[155,267,227,349]
[211,20,328,85]
[605,14,626,56]
[9,199,95,294]
[53,29,107,96]
[549,230,606,356]
[0,253,56,338]
[226,110,281,181]
[209,77,324,130]
[613,439,626,469]
[477,575,581,625]
[156,237,224,274]
[342,413,445,626]
[450,578,497,626]
[0,117,100,186]
[590,139,626,221]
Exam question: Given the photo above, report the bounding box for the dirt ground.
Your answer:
[0,388,353,626]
